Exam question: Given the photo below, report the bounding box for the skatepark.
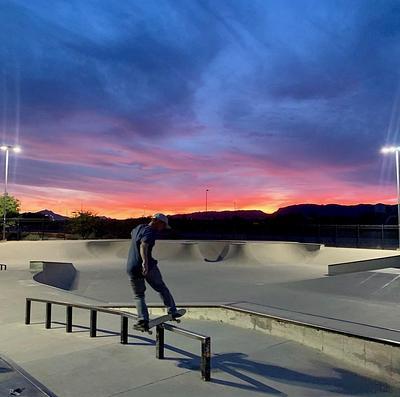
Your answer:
[2,239,400,396]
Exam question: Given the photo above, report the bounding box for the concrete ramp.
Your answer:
[31,261,77,290]
[153,241,203,262]
[249,241,322,265]
[197,241,231,262]
[282,268,400,303]
[195,241,327,266]
[328,256,400,275]
[2,239,400,283]
[86,240,129,259]
[195,241,322,265]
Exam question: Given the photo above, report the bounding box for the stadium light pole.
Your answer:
[0,145,21,241]
[381,146,400,249]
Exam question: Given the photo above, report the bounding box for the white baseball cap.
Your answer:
[152,213,171,229]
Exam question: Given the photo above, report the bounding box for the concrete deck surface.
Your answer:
[1,240,400,395]
[7,239,400,342]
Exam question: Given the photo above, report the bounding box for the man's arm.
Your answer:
[140,241,150,276]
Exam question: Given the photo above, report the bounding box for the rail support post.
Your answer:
[120,316,128,344]
[90,309,97,337]
[45,302,52,329]
[201,337,211,381]
[25,299,31,325]
[66,306,73,333]
[156,325,164,359]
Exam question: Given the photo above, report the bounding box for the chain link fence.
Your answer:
[1,218,400,249]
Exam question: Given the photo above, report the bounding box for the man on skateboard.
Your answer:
[127,213,182,331]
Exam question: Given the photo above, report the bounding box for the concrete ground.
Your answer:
[1,240,400,395]
[0,270,397,397]
[0,357,51,397]
[18,240,400,342]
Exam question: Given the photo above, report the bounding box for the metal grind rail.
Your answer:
[25,298,211,381]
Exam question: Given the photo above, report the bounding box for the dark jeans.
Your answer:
[129,265,176,322]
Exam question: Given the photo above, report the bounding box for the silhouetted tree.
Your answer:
[0,194,21,218]
[67,210,100,239]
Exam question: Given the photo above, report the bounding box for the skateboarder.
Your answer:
[127,213,182,331]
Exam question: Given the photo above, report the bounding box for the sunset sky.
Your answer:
[0,0,400,218]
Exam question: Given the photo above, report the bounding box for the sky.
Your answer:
[0,0,400,218]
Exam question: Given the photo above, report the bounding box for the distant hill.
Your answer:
[273,203,396,224]
[20,204,400,224]
[171,210,270,221]
[170,204,398,224]
[27,209,69,221]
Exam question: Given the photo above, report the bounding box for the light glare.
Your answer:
[0,145,22,153]
[381,146,400,154]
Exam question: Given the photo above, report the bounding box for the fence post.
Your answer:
[201,337,211,381]
[66,306,73,333]
[334,225,338,246]
[45,303,52,329]
[90,310,97,337]
[356,225,360,248]
[120,316,128,344]
[156,325,165,359]
[25,299,31,325]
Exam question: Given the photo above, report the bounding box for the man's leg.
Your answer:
[129,273,149,322]
[146,266,177,314]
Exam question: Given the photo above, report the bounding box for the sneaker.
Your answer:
[133,319,149,331]
[170,311,183,320]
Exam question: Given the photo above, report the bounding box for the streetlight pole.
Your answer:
[3,148,9,241]
[1,145,21,241]
[205,189,209,212]
[382,146,400,249]
[396,150,400,249]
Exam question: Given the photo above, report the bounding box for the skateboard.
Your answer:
[133,309,186,335]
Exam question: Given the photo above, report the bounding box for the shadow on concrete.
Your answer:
[164,346,285,395]
[31,321,396,395]
[165,347,395,395]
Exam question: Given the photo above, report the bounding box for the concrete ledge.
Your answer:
[0,355,58,396]
[105,303,400,386]
[328,255,400,275]
[30,261,77,290]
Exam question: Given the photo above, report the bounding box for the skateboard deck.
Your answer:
[134,309,186,335]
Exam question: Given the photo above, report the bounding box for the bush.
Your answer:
[23,233,41,241]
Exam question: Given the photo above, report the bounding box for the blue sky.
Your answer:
[0,0,399,217]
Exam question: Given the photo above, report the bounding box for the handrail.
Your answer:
[25,298,211,381]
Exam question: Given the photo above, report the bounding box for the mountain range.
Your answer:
[23,203,399,224]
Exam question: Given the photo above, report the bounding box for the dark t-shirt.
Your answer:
[126,224,157,274]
